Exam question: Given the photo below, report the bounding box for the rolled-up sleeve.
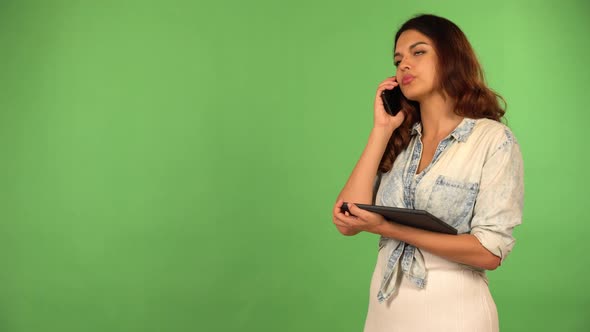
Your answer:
[470,131,524,263]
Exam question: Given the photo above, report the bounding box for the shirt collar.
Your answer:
[411,117,476,143]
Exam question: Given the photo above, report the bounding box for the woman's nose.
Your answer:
[399,59,411,70]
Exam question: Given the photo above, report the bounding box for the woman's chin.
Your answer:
[402,93,420,102]
[402,90,429,103]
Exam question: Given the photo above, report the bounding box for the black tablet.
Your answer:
[341,202,458,235]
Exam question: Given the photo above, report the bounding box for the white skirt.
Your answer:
[363,245,499,332]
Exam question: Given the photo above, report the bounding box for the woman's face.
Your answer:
[394,29,439,102]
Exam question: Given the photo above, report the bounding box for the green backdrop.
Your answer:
[1,0,588,331]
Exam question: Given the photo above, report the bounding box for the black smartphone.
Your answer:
[381,87,402,116]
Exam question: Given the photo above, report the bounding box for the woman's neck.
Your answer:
[418,93,463,141]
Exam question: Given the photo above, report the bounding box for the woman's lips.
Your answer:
[402,75,414,85]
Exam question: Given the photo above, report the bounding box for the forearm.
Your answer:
[337,126,393,205]
[375,222,501,270]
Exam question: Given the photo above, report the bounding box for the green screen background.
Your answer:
[1,0,588,331]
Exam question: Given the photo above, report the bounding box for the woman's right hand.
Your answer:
[374,76,405,131]
[332,198,361,236]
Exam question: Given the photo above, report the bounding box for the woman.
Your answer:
[332,14,524,331]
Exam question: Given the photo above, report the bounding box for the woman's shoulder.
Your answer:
[465,118,520,161]
[470,118,518,147]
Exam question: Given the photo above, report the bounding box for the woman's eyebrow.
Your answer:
[394,41,429,57]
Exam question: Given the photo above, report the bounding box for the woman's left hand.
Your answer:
[334,200,388,234]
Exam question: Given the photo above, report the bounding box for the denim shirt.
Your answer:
[374,117,524,303]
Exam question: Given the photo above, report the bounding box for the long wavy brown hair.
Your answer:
[379,14,506,173]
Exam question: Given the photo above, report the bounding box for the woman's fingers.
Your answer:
[333,199,344,217]
[378,80,397,87]
[337,209,361,224]
[348,203,380,222]
[334,206,357,226]
[377,81,398,93]
[347,203,366,219]
[333,199,353,227]
[333,213,354,229]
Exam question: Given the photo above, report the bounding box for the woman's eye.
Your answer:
[414,50,425,56]
[394,60,400,66]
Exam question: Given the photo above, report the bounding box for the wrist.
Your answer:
[371,220,390,236]
[370,126,395,140]
[373,220,402,238]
